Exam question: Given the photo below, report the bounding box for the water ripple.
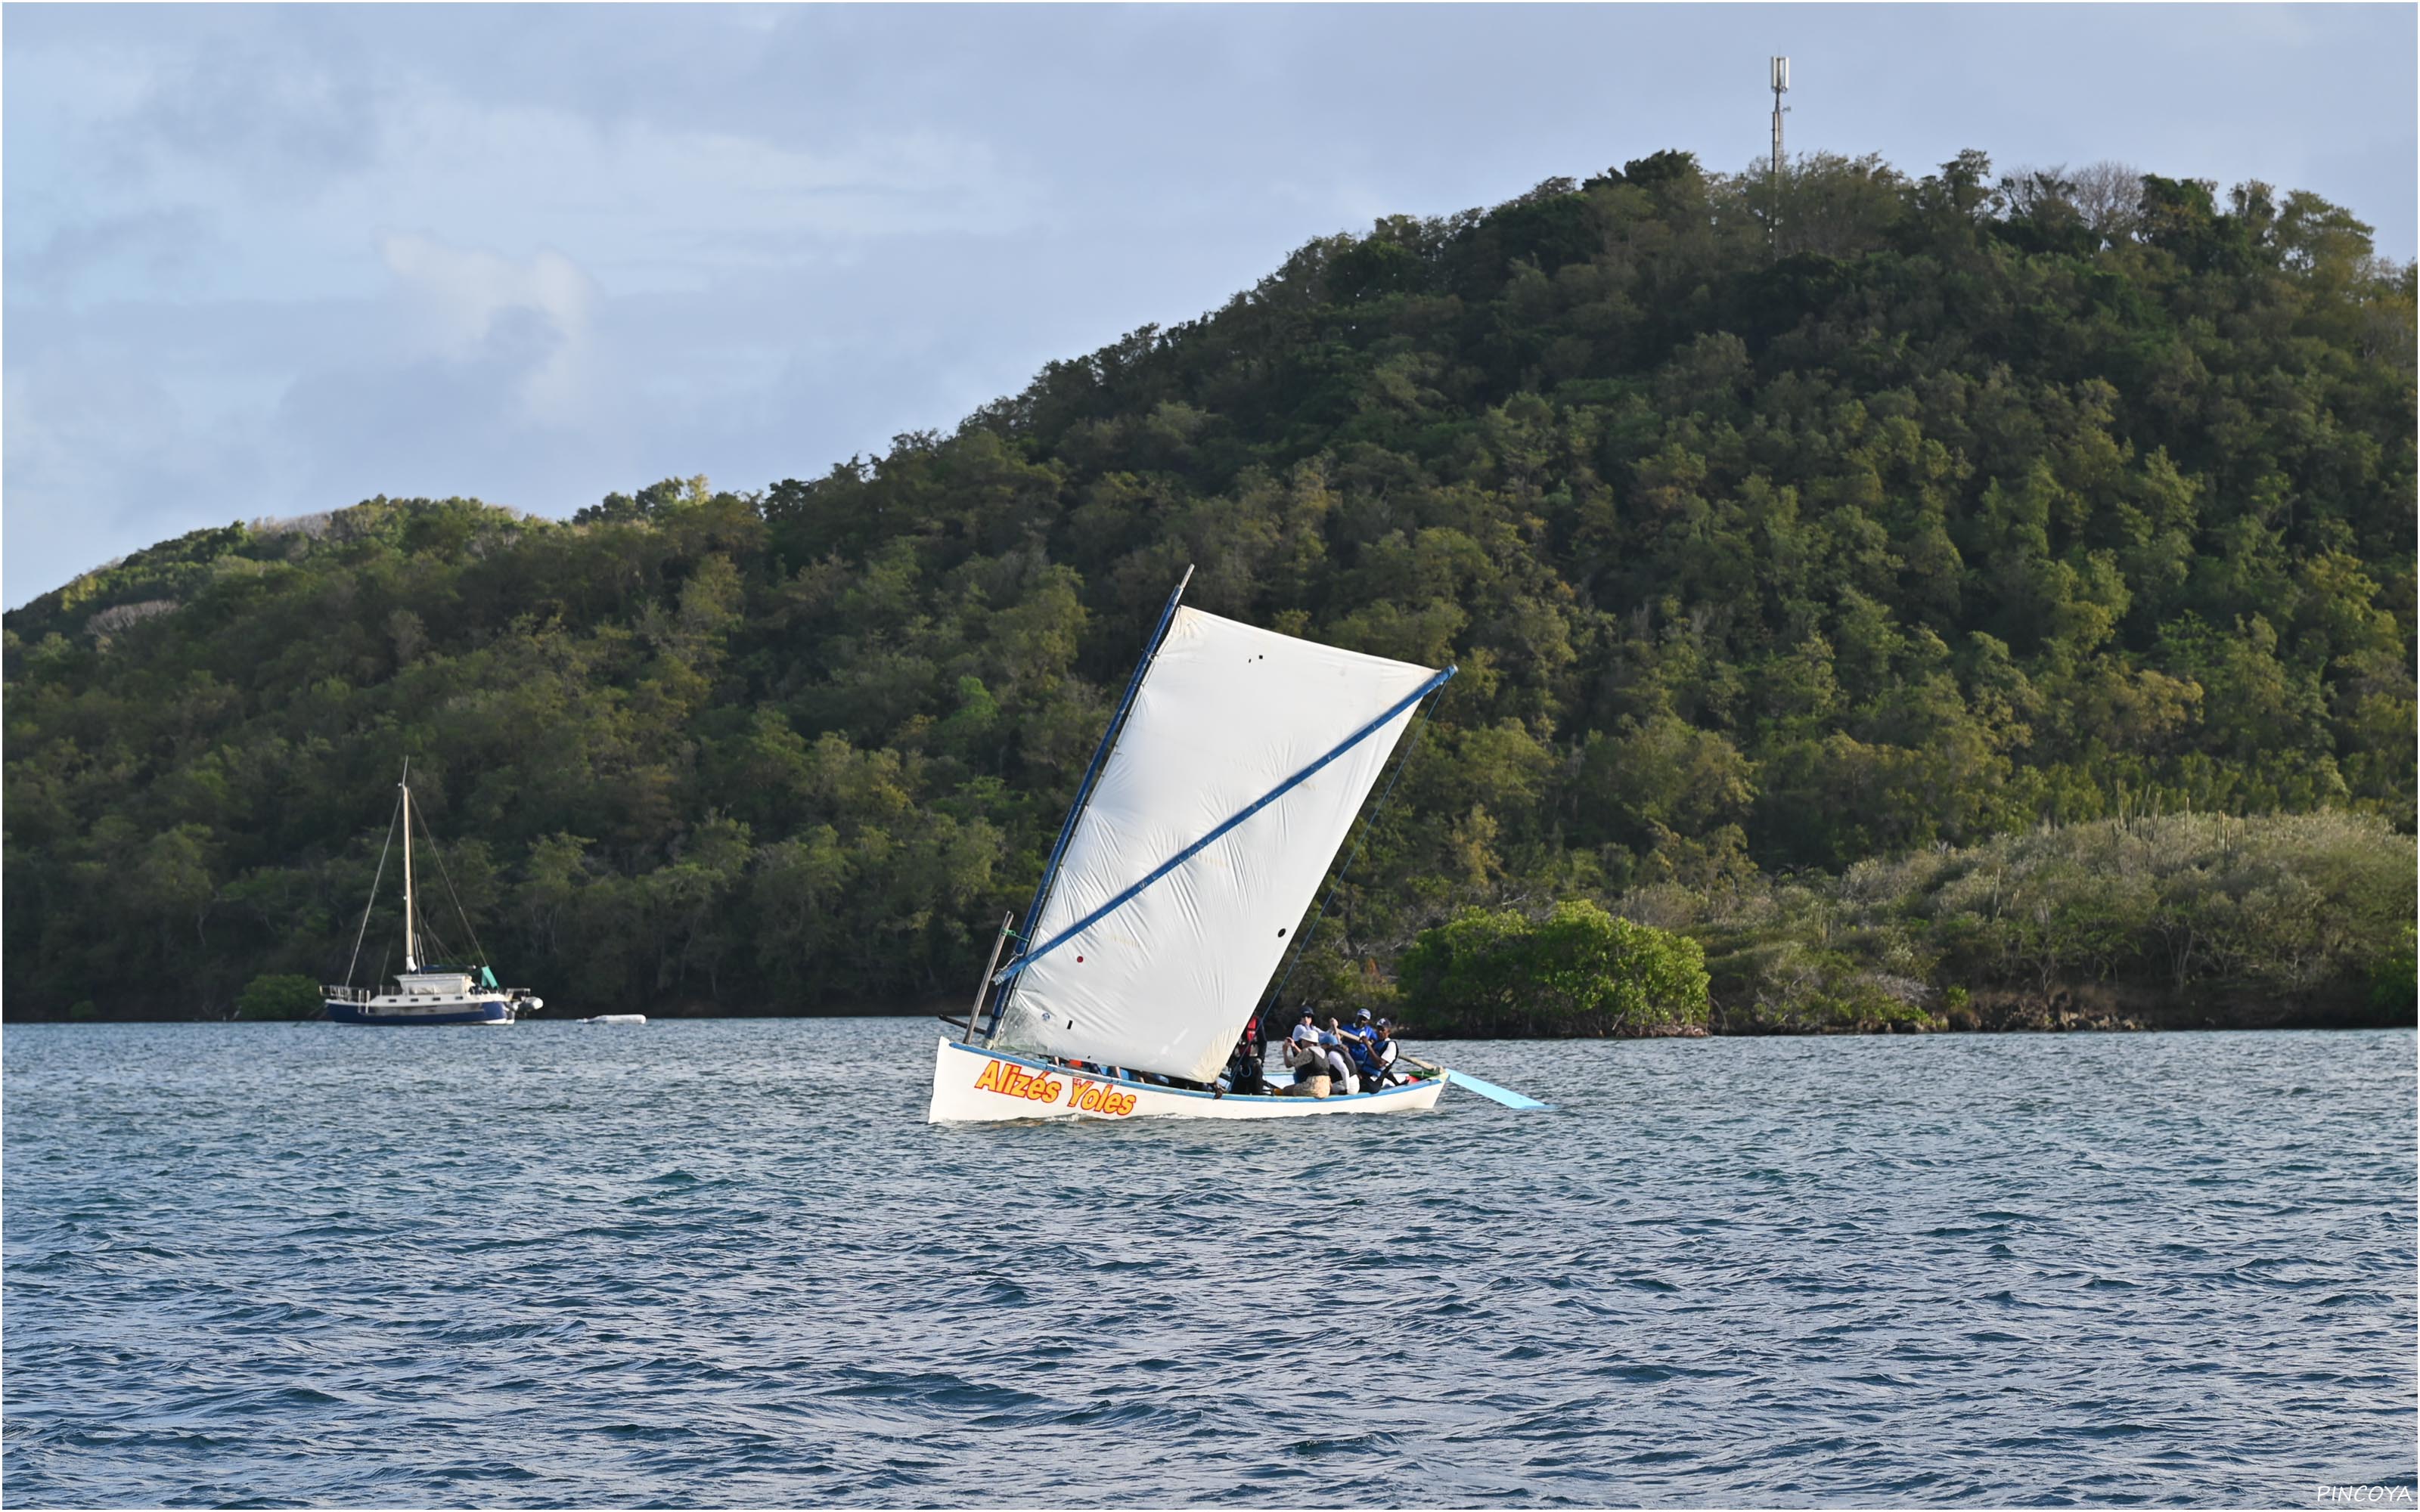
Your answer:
[4,1021,2413,1506]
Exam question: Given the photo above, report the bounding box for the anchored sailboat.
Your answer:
[930,570,1458,1121]
[323,763,544,1026]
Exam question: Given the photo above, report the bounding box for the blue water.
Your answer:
[5,1020,2413,1507]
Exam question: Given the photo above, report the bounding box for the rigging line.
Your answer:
[343,789,405,989]
[994,663,1457,988]
[418,919,458,967]
[413,795,492,970]
[1261,689,1440,1018]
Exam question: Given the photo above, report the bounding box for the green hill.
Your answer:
[7,149,2413,1026]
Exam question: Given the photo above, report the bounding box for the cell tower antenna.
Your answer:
[1770,55,1790,184]
[1767,55,1791,257]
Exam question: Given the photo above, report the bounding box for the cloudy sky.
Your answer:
[6,4,2413,607]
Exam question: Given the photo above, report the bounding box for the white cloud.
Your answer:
[350,91,1035,286]
[4,3,2410,609]
[378,232,595,425]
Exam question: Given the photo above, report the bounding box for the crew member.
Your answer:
[1371,1018,1404,1086]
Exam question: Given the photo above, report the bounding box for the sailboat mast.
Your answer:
[981,565,1193,1042]
[400,762,418,972]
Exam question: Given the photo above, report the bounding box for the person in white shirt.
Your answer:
[1316,1016,1360,1092]
[1371,1018,1404,1086]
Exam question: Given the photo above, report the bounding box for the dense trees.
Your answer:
[5,148,2412,1023]
[234,974,321,1021]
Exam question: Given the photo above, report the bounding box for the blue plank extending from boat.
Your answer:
[1444,1069,1552,1110]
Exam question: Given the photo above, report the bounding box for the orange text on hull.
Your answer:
[971,1059,1137,1117]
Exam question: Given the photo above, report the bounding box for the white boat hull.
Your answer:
[324,995,520,1026]
[927,1036,1447,1123]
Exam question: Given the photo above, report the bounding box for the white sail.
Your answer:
[991,607,1442,1082]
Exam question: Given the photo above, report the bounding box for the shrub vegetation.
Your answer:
[234,973,324,1021]
[1398,900,1711,1036]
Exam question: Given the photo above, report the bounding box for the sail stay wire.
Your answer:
[413,794,492,971]
[343,790,405,989]
[417,915,461,968]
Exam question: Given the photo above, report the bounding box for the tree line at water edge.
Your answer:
[5,147,2413,1029]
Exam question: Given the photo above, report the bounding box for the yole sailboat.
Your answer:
[931,569,1459,1122]
[322,763,544,1026]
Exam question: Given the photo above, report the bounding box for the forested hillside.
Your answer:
[7,148,2413,1024]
